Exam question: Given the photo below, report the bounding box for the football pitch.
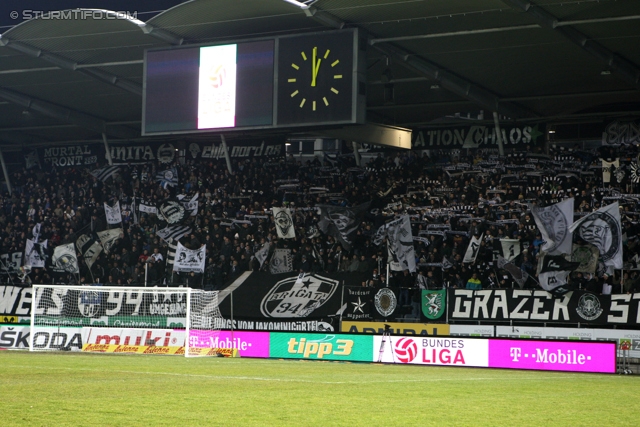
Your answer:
[1,352,637,427]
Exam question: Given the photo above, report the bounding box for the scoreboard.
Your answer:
[142,29,366,136]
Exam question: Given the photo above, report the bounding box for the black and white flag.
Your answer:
[255,242,270,267]
[138,200,157,215]
[177,193,199,216]
[497,256,529,289]
[76,234,102,269]
[157,225,191,242]
[51,243,79,275]
[156,167,179,189]
[25,239,47,268]
[91,165,120,182]
[384,216,416,273]
[269,249,293,274]
[97,228,122,254]
[442,256,453,270]
[531,198,574,255]
[463,234,483,264]
[24,149,40,170]
[104,201,122,224]
[173,243,206,273]
[569,202,623,269]
[500,238,520,262]
[166,239,178,266]
[569,244,599,274]
[32,223,41,242]
[317,201,370,250]
[272,207,296,239]
[157,200,186,224]
[536,252,581,296]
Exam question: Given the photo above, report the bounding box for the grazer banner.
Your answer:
[218,272,368,320]
[269,332,373,361]
[447,289,640,326]
[412,124,545,149]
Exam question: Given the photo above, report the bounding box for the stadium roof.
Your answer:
[1,0,639,149]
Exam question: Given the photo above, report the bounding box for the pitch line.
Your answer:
[4,364,581,385]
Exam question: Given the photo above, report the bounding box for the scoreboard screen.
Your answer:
[142,29,364,136]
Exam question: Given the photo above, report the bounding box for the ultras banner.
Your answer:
[447,289,640,325]
[217,272,368,321]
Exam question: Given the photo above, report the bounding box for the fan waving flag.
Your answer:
[317,201,370,250]
[156,167,179,189]
[536,252,581,296]
[463,234,483,264]
[569,202,623,269]
[272,207,296,239]
[104,201,123,224]
[375,216,416,273]
[91,165,120,182]
[531,198,574,255]
[52,243,79,275]
[157,225,191,242]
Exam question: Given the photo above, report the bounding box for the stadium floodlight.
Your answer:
[30,285,225,357]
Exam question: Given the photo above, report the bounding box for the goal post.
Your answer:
[30,284,226,356]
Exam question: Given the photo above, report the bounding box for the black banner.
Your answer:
[448,289,640,326]
[412,124,545,150]
[342,286,373,321]
[218,272,367,321]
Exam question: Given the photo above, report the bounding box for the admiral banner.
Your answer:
[340,321,449,336]
[448,289,640,325]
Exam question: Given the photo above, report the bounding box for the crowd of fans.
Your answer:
[3,142,640,297]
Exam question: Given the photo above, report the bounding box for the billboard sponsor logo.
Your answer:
[142,346,172,355]
[394,337,418,363]
[113,345,140,354]
[509,346,591,365]
[83,344,111,352]
[0,327,29,348]
[287,336,353,359]
[92,330,177,346]
[32,331,82,350]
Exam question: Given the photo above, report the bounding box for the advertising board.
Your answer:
[488,339,616,373]
[269,332,373,361]
[374,336,489,367]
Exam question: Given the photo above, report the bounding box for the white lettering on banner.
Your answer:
[209,336,249,351]
[533,348,588,365]
[0,286,32,316]
[602,120,640,145]
[110,145,156,162]
[413,125,536,148]
[42,145,96,167]
[450,290,572,321]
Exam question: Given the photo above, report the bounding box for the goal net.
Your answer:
[30,285,226,357]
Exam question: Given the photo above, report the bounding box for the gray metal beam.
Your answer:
[0,86,138,139]
[372,43,535,119]
[501,0,640,89]
[140,24,184,46]
[0,37,142,95]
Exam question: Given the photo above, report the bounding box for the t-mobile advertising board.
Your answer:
[188,330,270,358]
[373,336,616,373]
[488,339,616,373]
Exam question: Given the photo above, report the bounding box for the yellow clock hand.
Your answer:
[311,47,322,87]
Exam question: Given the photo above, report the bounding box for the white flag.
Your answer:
[569,202,623,269]
[83,241,103,269]
[52,243,79,274]
[255,242,270,267]
[463,234,483,264]
[531,198,574,255]
[601,159,619,183]
[104,201,122,224]
[272,207,296,239]
[500,238,520,262]
[97,228,122,254]
[25,239,47,268]
[386,216,416,273]
[269,249,293,274]
[173,243,206,273]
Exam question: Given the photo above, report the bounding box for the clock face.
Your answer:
[277,31,355,125]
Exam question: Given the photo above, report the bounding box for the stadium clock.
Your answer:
[276,30,357,125]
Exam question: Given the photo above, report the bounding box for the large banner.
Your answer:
[412,124,545,150]
[173,243,206,273]
[218,272,367,321]
[448,289,640,325]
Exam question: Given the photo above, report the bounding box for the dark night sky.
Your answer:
[0,0,188,29]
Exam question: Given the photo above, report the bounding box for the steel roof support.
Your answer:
[372,43,534,119]
[0,86,138,139]
[502,0,640,89]
[0,37,142,95]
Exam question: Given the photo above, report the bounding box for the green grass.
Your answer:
[0,351,638,427]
